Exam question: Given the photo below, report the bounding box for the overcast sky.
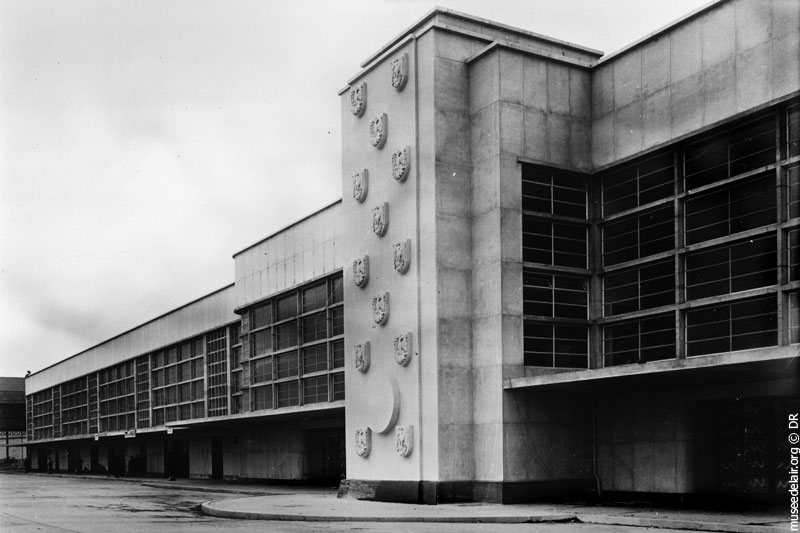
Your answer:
[0,0,712,378]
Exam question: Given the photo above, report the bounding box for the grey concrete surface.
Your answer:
[0,472,696,532]
[2,473,792,533]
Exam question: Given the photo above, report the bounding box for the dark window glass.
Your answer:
[603,259,675,316]
[179,383,191,403]
[231,345,241,368]
[276,321,298,350]
[252,303,272,330]
[231,395,242,414]
[301,312,327,343]
[166,386,177,404]
[523,321,587,368]
[789,164,799,220]
[604,314,675,366]
[330,274,344,304]
[179,342,192,361]
[603,152,674,216]
[276,352,298,379]
[686,295,777,356]
[250,329,272,357]
[192,380,203,401]
[230,322,241,345]
[603,205,673,265]
[790,292,800,344]
[331,340,344,369]
[684,114,775,190]
[331,373,345,401]
[251,356,272,383]
[277,294,298,321]
[523,219,587,268]
[686,235,776,300]
[790,229,800,282]
[790,104,800,158]
[302,376,329,404]
[685,175,776,245]
[522,165,587,218]
[178,362,190,382]
[302,283,327,313]
[252,385,272,411]
[330,306,344,336]
[166,347,177,365]
[193,338,204,356]
[302,344,328,374]
[523,271,587,319]
[276,381,299,408]
[192,358,203,379]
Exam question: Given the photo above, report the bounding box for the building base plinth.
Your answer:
[338,478,596,504]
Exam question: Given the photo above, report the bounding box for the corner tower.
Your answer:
[339,8,602,503]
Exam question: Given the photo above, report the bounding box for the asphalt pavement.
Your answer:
[14,472,791,533]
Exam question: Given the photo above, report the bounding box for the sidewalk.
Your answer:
[201,493,788,533]
[20,473,789,532]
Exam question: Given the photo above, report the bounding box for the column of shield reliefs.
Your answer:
[349,52,416,461]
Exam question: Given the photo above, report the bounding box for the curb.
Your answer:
[577,514,784,533]
[140,482,270,496]
[200,502,784,533]
[200,503,578,523]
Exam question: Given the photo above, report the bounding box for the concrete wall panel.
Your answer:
[27,285,238,394]
[591,0,798,169]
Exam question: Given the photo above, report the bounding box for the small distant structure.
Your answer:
[0,377,26,464]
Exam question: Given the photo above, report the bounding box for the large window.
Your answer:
[685,174,776,245]
[686,296,777,357]
[60,377,88,437]
[603,259,674,316]
[523,322,587,368]
[602,205,674,265]
[150,336,205,426]
[519,102,795,371]
[522,164,590,369]
[98,361,135,433]
[602,152,674,216]
[243,272,344,412]
[206,327,228,417]
[684,114,775,190]
[523,220,587,268]
[685,235,776,300]
[604,314,675,366]
[522,165,587,218]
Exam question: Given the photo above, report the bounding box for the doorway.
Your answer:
[211,436,223,480]
[305,428,345,483]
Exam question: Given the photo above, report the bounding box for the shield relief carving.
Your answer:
[352,255,369,288]
[352,170,368,203]
[371,292,389,326]
[393,239,411,274]
[390,53,408,91]
[369,113,387,149]
[350,82,366,117]
[391,146,410,182]
[372,203,388,237]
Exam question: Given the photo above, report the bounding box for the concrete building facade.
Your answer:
[25,0,799,504]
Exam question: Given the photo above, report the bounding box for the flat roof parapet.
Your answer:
[359,6,603,70]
